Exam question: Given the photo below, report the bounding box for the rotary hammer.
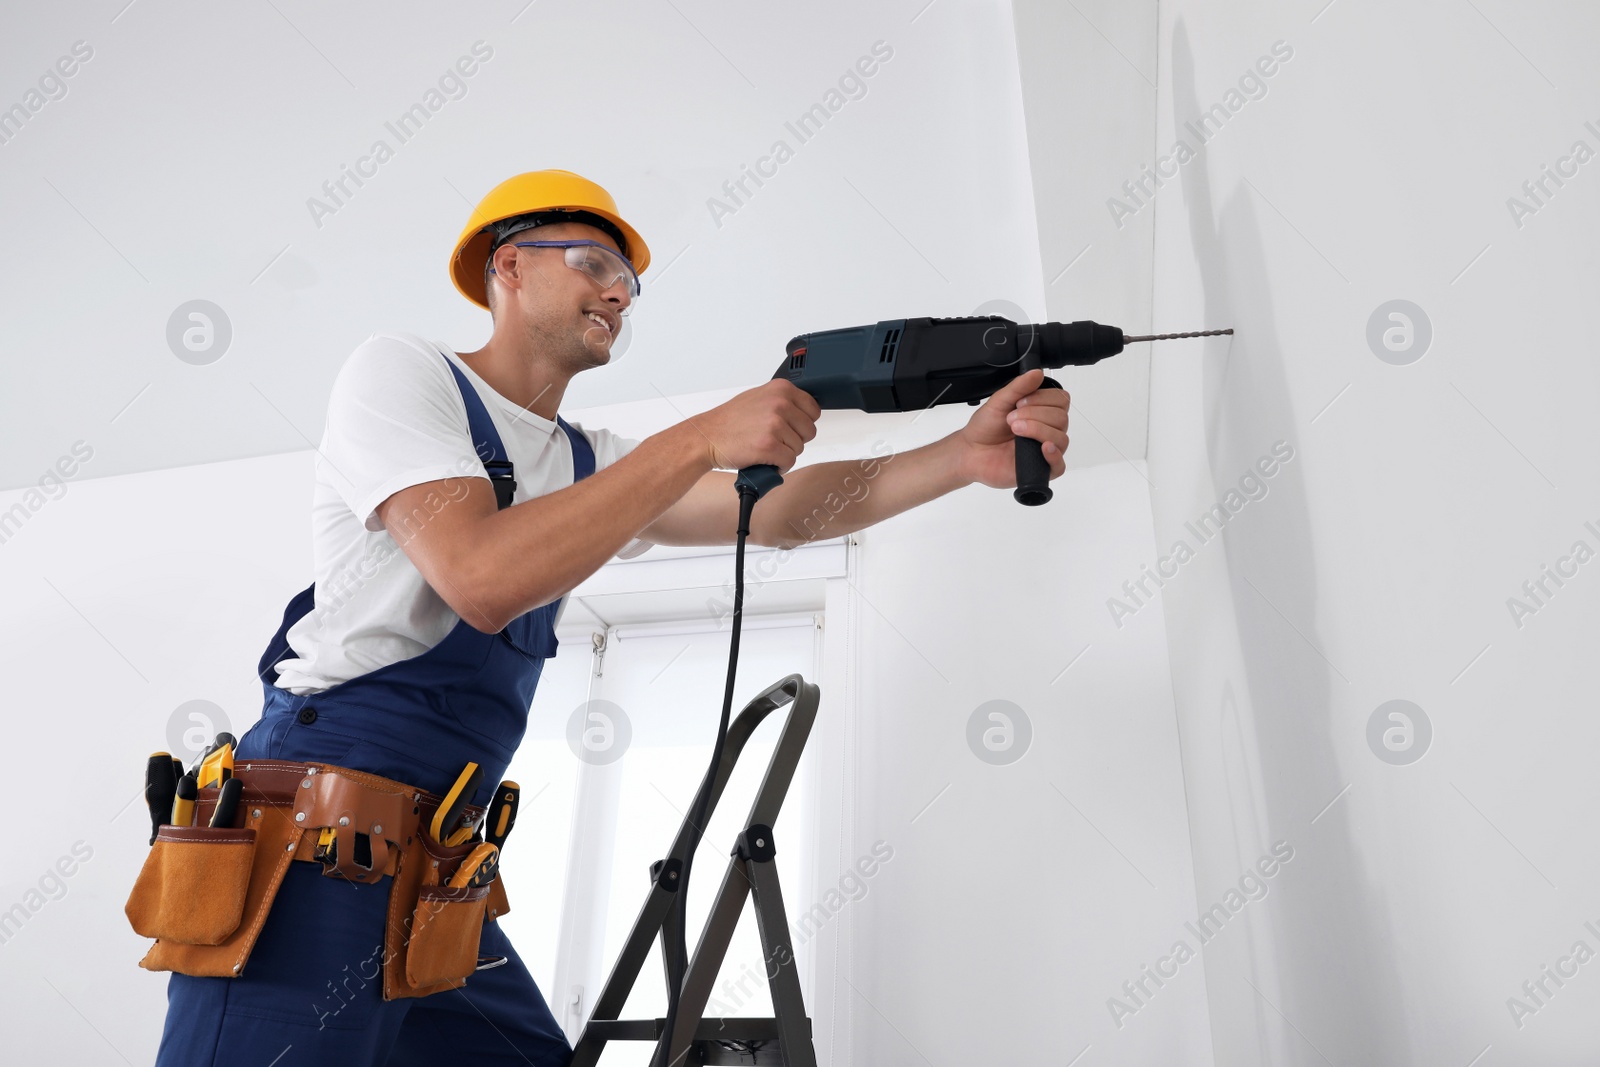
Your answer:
[735,315,1232,506]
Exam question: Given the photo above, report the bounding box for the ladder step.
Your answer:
[583,1016,812,1042]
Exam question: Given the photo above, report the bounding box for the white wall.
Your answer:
[0,452,313,1062]
[1013,0,1160,468]
[1146,2,1600,1064]
[839,457,1212,1064]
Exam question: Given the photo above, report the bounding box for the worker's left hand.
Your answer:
[954,368,1070,489]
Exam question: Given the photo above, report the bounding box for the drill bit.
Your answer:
[1122,328,1234,342]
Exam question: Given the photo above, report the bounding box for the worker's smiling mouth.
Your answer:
[582,311,614,344]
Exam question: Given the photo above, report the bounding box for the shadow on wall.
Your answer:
[1168,18,1410,1066]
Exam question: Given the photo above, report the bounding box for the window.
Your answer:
[537,615,821,1048]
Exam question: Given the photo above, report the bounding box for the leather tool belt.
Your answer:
[124,759,510,1000]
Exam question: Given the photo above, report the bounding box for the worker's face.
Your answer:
[491,221,632,367]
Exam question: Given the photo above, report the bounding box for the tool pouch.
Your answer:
[125,825,258,945]
[383,830,499,999]
[405,883,492,989]
[131,800,305,977]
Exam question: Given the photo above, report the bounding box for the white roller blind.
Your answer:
[545,615,821,1052]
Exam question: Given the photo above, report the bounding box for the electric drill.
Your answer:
[736,315,1231,506]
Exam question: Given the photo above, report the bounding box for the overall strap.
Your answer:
[443,355,517,510]
[442,352,597,506]
[557,416,596,482]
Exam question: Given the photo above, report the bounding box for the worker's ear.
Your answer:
[491,243,555,306]
[486,244,531,317]
[489,243,522,294]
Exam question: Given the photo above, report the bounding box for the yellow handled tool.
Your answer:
[431,762,482,847]
[209,776,243,828]
[486,781,519,851]
[448,843,499,889]
[197,742,234,790]
[170,772,198,828]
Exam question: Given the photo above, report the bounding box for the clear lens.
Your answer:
[563,243,641,301]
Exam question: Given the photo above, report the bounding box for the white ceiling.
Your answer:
[0,0,1051,488]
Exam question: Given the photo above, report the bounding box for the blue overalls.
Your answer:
[155,353,591,1066]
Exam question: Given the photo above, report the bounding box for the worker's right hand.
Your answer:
[691,379,820,473]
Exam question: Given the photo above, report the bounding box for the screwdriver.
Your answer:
[209,776,243,828]
[170,772,199,828]
[144,753,179,845]
[486,781,520,851]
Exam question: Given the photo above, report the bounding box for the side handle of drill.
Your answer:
[1010,345,1059,507]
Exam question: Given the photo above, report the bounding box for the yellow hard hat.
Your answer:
[449,169,651,310]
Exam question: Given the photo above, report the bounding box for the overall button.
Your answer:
[297,707,318,725]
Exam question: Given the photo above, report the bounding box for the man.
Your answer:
[152,170,1069,1064]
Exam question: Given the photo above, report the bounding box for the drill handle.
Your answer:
[1013,374,1060,506]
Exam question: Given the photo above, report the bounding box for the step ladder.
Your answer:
[569,674,821,1067]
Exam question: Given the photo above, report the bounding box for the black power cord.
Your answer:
[658,464,783,1067]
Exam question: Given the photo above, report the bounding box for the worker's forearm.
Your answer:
[464,425,710,628]
[757,433,974,549]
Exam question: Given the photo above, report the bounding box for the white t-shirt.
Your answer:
[272,331,653,695]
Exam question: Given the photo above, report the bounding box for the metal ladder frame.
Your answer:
[569,673,821,1067]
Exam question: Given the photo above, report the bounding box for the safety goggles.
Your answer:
[491,239,642,309]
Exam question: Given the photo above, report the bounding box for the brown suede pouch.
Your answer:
[383,827,497,999]
[125,825,257,945]
[136,804,305,977]
[404,884,491,989]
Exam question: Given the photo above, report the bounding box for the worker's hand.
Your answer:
[954,368,1070,488]
[690,379,821,473]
